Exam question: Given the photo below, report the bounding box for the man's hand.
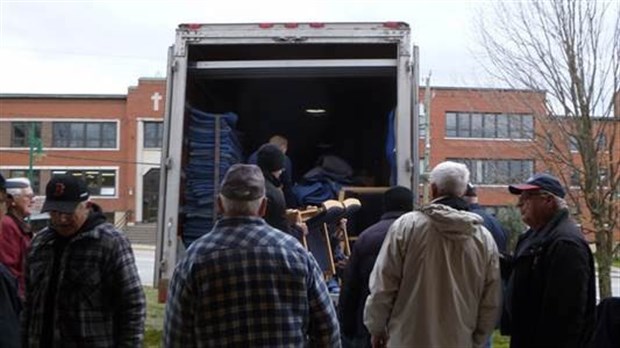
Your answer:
[371,333,388,348]
[296,221,309,236]
[336,218,348,240]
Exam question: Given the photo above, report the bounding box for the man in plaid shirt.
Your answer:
[164,164,340,347]
[21,175,146,347]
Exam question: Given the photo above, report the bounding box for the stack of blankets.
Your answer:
[182,107,242,247]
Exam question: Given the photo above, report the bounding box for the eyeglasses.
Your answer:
[517,191,552,206]
[517,191,553,207]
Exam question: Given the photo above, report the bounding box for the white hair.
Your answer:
[6,177,33,198]
[554,195,568,210]
[219,194,263,216]
[429,161,470,197]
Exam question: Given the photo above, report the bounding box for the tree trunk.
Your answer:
[595,226,613,299]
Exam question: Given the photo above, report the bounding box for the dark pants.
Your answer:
[342,333,371,348]
[0,263,21,348]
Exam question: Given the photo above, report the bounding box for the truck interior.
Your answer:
[182,43,399,187]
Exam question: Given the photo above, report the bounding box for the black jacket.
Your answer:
[469,203,507,253]
[263,171,290,234]
[504,209,595,348]
[0,263,20,348]
[338,211,406,340]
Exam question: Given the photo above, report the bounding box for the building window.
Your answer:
[418,104,427,138]
[52,169,116,196]
[8,170,41,194]
[52,122,116,148]
[445,112,533,140]
[11,122,41,147]
[568,135,579,152]
[144,122,163,148]
[596,134,607,150]
[570,170,580,187]
[446,112,457,137]
[449,158,535,185]
[471,113,484,138]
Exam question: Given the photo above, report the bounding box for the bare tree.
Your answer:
[477,0,619,298]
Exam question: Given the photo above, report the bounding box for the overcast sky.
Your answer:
[0,0,527,94]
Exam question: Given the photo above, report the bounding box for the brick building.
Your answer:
[0,78,165,225]
[421,87,618,241]
[1,79,617,240]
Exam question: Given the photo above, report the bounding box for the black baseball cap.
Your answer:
[220,164,265,201]
[508,173,566,198]
[41,174,90,213]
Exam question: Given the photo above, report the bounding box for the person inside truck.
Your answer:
[248,134,298,208]
[256,143,307,241]
[164,164,340,347]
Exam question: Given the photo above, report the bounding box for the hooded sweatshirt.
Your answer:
[364,203,502,348]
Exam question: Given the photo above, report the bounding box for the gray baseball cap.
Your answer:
[220,164,265,201]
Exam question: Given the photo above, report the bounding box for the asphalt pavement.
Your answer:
[133,244,155,287]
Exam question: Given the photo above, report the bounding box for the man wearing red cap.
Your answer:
[504,173,595,348]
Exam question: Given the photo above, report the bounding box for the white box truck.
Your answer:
[155,22,419,300]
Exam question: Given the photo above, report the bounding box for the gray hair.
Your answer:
[219,194,263,216]
[6,178,33,198]
[537,190,568,211]
[554,195,568,210]
[429,161,470,197]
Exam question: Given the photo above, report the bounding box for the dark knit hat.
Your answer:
[384,186,413,212]
[257,143,285,172]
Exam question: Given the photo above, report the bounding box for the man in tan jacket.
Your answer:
[364,161,502,348]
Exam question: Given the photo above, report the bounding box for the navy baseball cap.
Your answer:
[42,174,90,213]
[508,173,566,198]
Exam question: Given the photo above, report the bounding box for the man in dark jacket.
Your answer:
[338,186,413,348]
[257,143,290,232]
[249,135,298,207]
[21,175,146,347]
[257,144,306,242]
[464,183,507,253]
[504,173,595,348]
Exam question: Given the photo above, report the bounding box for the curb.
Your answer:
[132,244,156,251]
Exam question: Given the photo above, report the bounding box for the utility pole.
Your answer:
[422,73,432,204]
[28,123,35,185]
[28,122,43,191]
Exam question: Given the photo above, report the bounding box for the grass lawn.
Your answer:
[143,286,511,347]
[613,259,620,268]
[144,287,164,348]
[493,331,510,348]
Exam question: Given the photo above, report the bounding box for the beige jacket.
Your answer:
[364,204,502,348]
